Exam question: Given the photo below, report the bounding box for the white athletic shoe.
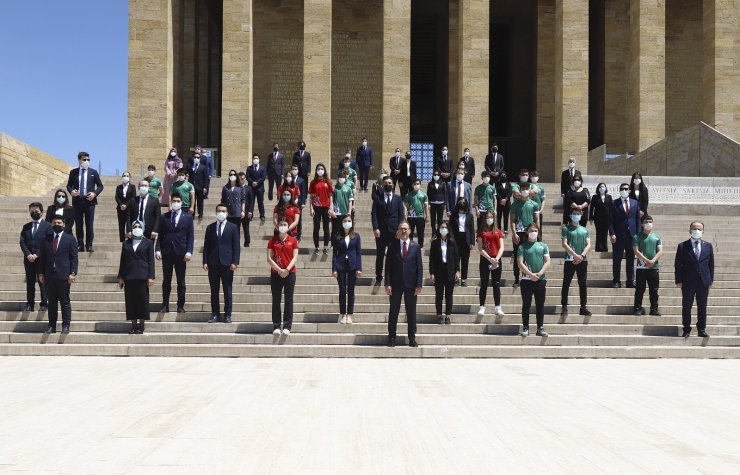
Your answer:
[494,306,505,316]
[272,328,281,335]
[477,306,486,316]
[282,328,291,335]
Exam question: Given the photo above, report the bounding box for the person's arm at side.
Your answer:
[355,234,362,275]
[467,218,475,249]
[117,245,126,288]
[68,239,78,283]
[371,199,380,238]
[415,244,423,295]
[231,224,240,270]
[285,248,299,273]
[19,228,31,258]
[184,217,194,261]
[651,243,663,269]
[146,240,155,285]
[92,172,104,199]
[151,202,161,238]
[674,244,683,288]
[267,248,282,273]
[539,253,551,277]
[708,243,715,286]
[580,237,591,263]
[202,226,210,270]
[428,242,437,284]
[290,212,300,233]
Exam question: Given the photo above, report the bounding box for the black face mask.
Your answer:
[458,204,467,211]
[383,184,394,192]
[52,224,64,233]
[30,211,42,220]
[273,147,279,152]
[299,145,305,150]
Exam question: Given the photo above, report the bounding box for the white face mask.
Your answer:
[633,178,642,185]
[279,225,289,234]
[519,176,528,183]
[132,227,144,238]
[170,152,177,157]
[291,170,298,176]
[620,190,630,199]
[193,159,200,165]
[80,161,89,169]
[139,187,149,196]
[573,180,582,187]
[229,175,237,182]
[344,162,350,168]
[345,154,351,159]
[122,176,130,184]
[362,141,368,147]
[691,229,703,240]
[520,189,530,198]
[285,177,292,184]
[433,175,440,182]
[598,187,606,194]
[413,185,420,191]
[395,152,400,158]
[216,211,227,222]
[486,218,494,226]
[531,177,539,184]
[148,170,156,177]
[317,169,325,177]
[643,223,653,231]
[528,231,538,241]
[282,195,292,202]
[56,196,66,204]
[456,174,464,182]
[253,160,259,166]
[568,162,575,169]
[177,176,185,182]
[342,221,352,230]
[338,178,346,185]
[171,202,182,211]
[482,177,490,184]
[439,228,449,237]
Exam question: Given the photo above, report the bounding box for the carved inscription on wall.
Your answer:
[270,37,304,150]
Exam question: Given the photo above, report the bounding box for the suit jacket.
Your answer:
[674,239,714,287]
[20,220,52,258]
[295,176,307,206]
[128,195,161,237]
[485,152,505,173]
[188,155,213,177]
[458,157,476,183]
[156,211,195,257]
[385,239,423,289]
[589,194,612,224]
[267,152,285,177]
[560,168,582,196]
[115,183,137,211]
[609,197,640,238]
[389,155,403,176]
[449,212,476,246]
[203,220,240,267]
[356,146,373,168]
[332,234,362,272]
[400,159,417,185]
[495,180,512,204]
[66,167,104,205]
[247,165,266,192]
[447,180,473,214]
[117,238,155,281]
[434,155,454,180]
[630,188,649,215]
[292,150,312,177]
[429,238,460,281]
[189,163,210,191]
[371,194,406,236]
[38,232,78,280]
[45,206,75,234]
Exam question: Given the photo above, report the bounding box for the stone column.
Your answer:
[221,0,253,172]
[536,0,556,181]
[454,0,489,160]
[128,0,173,177]
[448,0,460,156]
[554,0,589,177]
[303,0,332,165]
[382,0,411,163]
[703,0,739,140]
[628,0,665,153]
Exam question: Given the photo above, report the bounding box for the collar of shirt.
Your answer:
[400,238,410,247]
[691,238,702,245]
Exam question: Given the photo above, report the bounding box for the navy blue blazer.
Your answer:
[247,165,266,193]
[20,220,52,258]
[371,194,406,236]
[292,150,312,177]
[118,238,155,281]
[332,234,363,272]
[356,146,373,168]
[66,167,104,205]
[189,163,210,191]
[385,239,424,289]
[267,152,285,178]
[156,211,195,257]
[38,232,78,280]
[675,239,714,287]
[295,176,307,206]
[608,197,640,238]
[449,212,476,247]
[446,180,473,214]
[202,220,240,267]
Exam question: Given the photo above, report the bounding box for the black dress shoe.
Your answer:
[612,281,622,288]
[160,305,170,313]
[78,246,85,252]
[129,323,138,334]
[39,304,48,312]
[208,315,220,323]
[224,316,232,323]
[460,280,467,287]
[61,325,70,334]
[560,306,568,317]
[24,304,33,312]
[177,306,186,314]
[387,337,396,347]
[634,307,645,316]
[682,330,691,338]
[375,277,383,286]
[698,330,709,338]
[444,316,451,325]
[649,309,661,316]
[86,246,94,253]
[409,339,419,348]
[579,307,592,317]
[626,281,635,288]
[44,326,56,334]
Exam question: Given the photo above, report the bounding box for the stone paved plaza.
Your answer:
[0,357,738,474]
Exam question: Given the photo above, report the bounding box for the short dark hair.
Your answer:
[215,203,228,211]
[519,183,531,191]
[481,170,491,178]
[51,215,64,224]
[148,164,156,171]
[29,202,43,211]
[518,169,529,175]
[77,151,89,160]
[170,193,182,201]
[642,214,653,223]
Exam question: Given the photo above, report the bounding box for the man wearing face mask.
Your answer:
[156,194,195,313]
[510,182,541,288]
[474,171,496,229]
[371,176,405,285]
[485,143,504,174]
[292,141,311,181]
[38,216,78,334]
[338,152,358,187]
[560,209,592,318]
[399,151,417,200]
[516,223,550,337]
[144,164,163,202]
[189,153,210,222]
[608,183,640,288]
[560,157,581,197]
[385,221,423,347]
[170,168,195,215]
[446,167,473,216]
[427,171,447,238]
[389,148,403,192]
[266,142,285,201]
[458,148,475,184]
[434,146,453,183]
[674,222,714,338]
[115,171,136,242]
[247,154,266,221]
[203,204,240,323]
[128,180,161,239]
[355,138,373,192]
[66,151,104,253]
[20,202,52,312]
[633,215,662,317]
[404,178,430,248]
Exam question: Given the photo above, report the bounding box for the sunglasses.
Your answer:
[81,158,90,162]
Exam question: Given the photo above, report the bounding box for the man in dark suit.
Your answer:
[609,183,641,288]
[203,204,240,323]
[156,194,195,313]
[371,176,406,286]
[446,169,473,215]
[292,140,311,181]
[66,151,104,252]
[458,148,475,184]
[247,153,266,221]
[20,202,52,311]
[128,180,161,239]
[434,145,453,183]
[398,151,417,200]
[389,148,403,192]
[38,216,78,334]
[266,142,285,201]
[189,152,210,221]
[484,143,505,174]
[675,222,714,338]
[385,222,423,347]
[560,157,581,197]
[355,137,373,191]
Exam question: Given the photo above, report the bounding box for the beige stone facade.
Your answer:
[128,0,740,180]
[0,133,72,197]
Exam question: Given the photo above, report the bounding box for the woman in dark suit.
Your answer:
[117,221,155,334]
[629,172,649,217]
[494,171,512,234]
[449,197,476,287]
[563,173,590,225]
[115,171,137,242]
[45,189,75,234]
[589,182,612,252]
[332,215,362,324]
[429,221,460,324]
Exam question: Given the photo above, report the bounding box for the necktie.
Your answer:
[172,212,177,227]
[32,222,38,237]
[402,241,408,259]
[300,150,303,158]
[386,194,391,206]
[458,182,463,198]
[624,199,630,216]
[81,169,87,196]
[694,240,700,258]
[53,234,59,254]
[139,198,145,221]
[218,222,222,238]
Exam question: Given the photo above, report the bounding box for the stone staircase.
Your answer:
[2,176,739,357]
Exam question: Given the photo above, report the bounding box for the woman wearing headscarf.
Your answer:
[162,147,183,206]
